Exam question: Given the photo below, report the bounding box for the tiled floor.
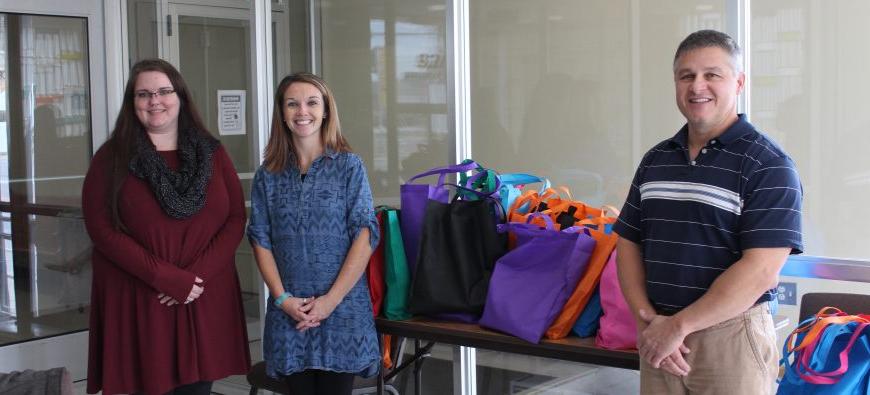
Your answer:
[73,341,640,395]
[74,374,253,395]
[390,345,639,395]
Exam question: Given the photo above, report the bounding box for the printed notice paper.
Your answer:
[218,90,246,135]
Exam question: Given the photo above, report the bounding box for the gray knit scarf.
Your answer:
[129,130,219,219]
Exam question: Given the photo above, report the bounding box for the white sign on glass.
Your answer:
[218,90,246,135]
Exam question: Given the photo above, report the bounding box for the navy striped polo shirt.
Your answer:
[613,114,803,313]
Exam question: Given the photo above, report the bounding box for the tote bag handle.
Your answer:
[797,322,870,384]
[500,173,551,190]
[462,168,503,195]
[443,183,507,221]
[508,190,543,218]
[407,160,481,188]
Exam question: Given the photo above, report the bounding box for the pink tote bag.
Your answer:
[595,251,637,350]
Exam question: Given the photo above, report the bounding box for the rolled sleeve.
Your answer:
[247,167,273,250]
[345,154,380,251]
[739,156,803,254]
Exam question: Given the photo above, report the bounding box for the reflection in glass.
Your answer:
[1,212,13,321]
[470,0,727,209]
[751,2,870,260]
[127,0,159,63]
[177,15,257,184]
[29,214,91,321]
[23,15,92,206]
[321,0,450,201]
[0,14,92,346]
[275,0,310,75]
[175,13,261,330]
[1,14,10,203]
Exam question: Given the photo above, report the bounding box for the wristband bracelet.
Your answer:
[274,291,293,307]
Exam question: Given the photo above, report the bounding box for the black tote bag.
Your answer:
[408,190,507,315]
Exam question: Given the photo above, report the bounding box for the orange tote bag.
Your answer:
[544,215,618,339]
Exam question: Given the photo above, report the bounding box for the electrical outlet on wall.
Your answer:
[778,282,797,305]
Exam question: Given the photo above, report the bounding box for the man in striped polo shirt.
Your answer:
[613,30,803,394]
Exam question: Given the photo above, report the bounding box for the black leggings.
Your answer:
[284,369,356,395]
[135,380,213,395]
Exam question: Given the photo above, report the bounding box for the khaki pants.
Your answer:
[640,303,779,395]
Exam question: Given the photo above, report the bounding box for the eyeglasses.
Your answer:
[134,88,176,100]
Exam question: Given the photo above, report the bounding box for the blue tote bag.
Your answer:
[571,287,602,338]
[778,309,870,394]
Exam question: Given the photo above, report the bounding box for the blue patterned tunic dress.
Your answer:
[247,150,380,378]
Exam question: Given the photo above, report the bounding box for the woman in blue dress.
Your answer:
[247,72,380,395]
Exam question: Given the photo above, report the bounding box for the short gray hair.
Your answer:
[673,30,743,73]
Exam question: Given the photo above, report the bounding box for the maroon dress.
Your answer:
[83,144,250,395]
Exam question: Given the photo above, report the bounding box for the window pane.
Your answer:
[470,0,727,210]
[281,0,310,74]
[0,14,92,347]
[1,14,93,205]
[28,214,91,331]
[22,15,91,206]
[751,1,869,260]
[178,14,257,176]
[0,14,8,203]
[127,0,159,63]
[320,0,450,202]
[173,8,262,338]
[0,212,13,330]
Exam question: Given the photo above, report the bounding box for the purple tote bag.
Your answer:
[479,221,596,343]
[399,161,481,273]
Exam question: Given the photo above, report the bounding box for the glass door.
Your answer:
[168,4,257,176]
[0,0,113,381]
[0,12,93,347]
[124,0,299,347]
[165,3,265,339]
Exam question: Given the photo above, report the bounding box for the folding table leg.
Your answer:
[414,340,423,395]
[452,346,476,395]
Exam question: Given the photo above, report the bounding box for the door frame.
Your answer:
[166,3,249,69]
[0,0,277,381]
[1,0,116,147]
[162,3,268,341]
[0,0,121,382]
[163,2,288,79]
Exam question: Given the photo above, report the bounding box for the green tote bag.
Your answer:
[382,208,412,320]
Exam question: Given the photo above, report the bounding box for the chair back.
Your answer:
[800,292,870,321]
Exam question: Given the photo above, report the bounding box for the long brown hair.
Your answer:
[262,72,351,172]
[103,58,215,230]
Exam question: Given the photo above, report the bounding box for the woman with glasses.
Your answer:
[247,72,379,395]
[82,59,250,395]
